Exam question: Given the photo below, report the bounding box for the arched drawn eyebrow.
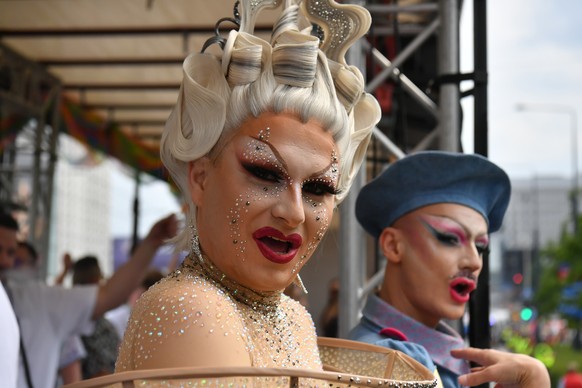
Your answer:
[419,214,489,244]
[250,135,337,180]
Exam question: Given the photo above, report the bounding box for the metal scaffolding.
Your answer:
[339,0,490,355]
[0,43,62,279]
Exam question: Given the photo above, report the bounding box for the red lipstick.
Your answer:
[449,278,476,303]
[253,227,302,264]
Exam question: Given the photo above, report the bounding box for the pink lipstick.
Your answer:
[449,278,476,303]
[253,227,302,264]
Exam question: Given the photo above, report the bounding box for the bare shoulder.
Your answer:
[117,275,251,370]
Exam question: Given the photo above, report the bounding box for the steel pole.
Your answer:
[438,0,461,151]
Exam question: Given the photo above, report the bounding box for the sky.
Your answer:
[460,0,582,178]
[110,0,582,236]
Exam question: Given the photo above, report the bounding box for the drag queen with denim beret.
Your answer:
[349,151,550,387]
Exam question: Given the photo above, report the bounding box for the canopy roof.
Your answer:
[0,0,280,150]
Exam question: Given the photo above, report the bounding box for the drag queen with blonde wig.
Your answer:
[113,1,435,386]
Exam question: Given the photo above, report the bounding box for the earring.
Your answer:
[190,224,202,261]
[293,274,308,294]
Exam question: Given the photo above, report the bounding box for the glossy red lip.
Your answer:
[252,227,302,264]
[449,278,476,304]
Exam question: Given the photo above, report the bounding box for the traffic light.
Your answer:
[520,307,534,321]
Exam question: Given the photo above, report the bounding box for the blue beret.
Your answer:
[356,151,511,238]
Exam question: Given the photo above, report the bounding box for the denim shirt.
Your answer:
[348,293,470,388]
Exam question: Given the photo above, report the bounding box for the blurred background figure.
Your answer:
[0,212,21,388]
[283,283,309,308]
[559,361,582,388]
[10,240,87,385]
[54,252,74,286]
[72,256,104,285]
[57,336,85,385]
[15,241,39,270]
[105,268,164,341]
[4,241,42,282]
[71,255,119,379]
[0,211,178,388]
[320,278,339,338]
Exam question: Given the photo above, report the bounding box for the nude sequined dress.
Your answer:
[115,254,322,371]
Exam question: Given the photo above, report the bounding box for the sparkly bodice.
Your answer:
[115,255,322,372]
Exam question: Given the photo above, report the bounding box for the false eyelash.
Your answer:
[302,180,340,196]
[476,245,490,256]
[242,163,284,183]
[434,232,460,246]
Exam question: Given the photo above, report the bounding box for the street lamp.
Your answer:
[515,103,579,234]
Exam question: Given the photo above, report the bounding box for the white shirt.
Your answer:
[5,279,97,388]
[0,282,19,388]
[59,335,87,369]
[105,303,132,340]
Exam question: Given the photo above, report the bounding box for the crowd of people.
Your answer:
[0,0,552,387]
[0,213,177,387]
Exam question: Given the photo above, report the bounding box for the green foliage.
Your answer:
[535,254,564,317]
[502,335,582,387]
[535,216,582,326]
[549,344,582,388]
[502,328,555,368]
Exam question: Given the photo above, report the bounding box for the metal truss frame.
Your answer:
[338,0,491,354]
[0,43,61,279]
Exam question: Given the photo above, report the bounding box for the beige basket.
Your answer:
[64,337,437,387]
[318,336,436,381]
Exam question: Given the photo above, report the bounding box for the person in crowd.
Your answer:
[72,256,104,285]
[8,239,86,385]
[0,213,20,388]
[0,211,177,388]
[15,241,39,271]
[348,151,551,387]
[2,241,42,283]
[115,0,383,375]
[105,268,165,341]
[58,336,85,385]
[54,252,74,285]
[559,361,582,388]
[71,256,120,379]
[320,277,340,337]
[283,282,309,308]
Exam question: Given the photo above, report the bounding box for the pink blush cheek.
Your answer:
[402,228,437,263]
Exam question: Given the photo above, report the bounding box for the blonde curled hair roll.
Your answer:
[161,0,381,252]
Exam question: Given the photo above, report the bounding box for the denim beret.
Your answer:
[356,151,511,238]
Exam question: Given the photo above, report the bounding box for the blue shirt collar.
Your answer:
[362,293,471,377]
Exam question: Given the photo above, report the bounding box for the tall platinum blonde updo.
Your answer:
[161,0,381,251]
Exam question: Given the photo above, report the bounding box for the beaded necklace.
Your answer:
[176,253,321,368]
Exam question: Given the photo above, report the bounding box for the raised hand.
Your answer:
[451,347,550,388]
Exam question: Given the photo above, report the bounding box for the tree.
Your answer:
[534,216,582,348]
